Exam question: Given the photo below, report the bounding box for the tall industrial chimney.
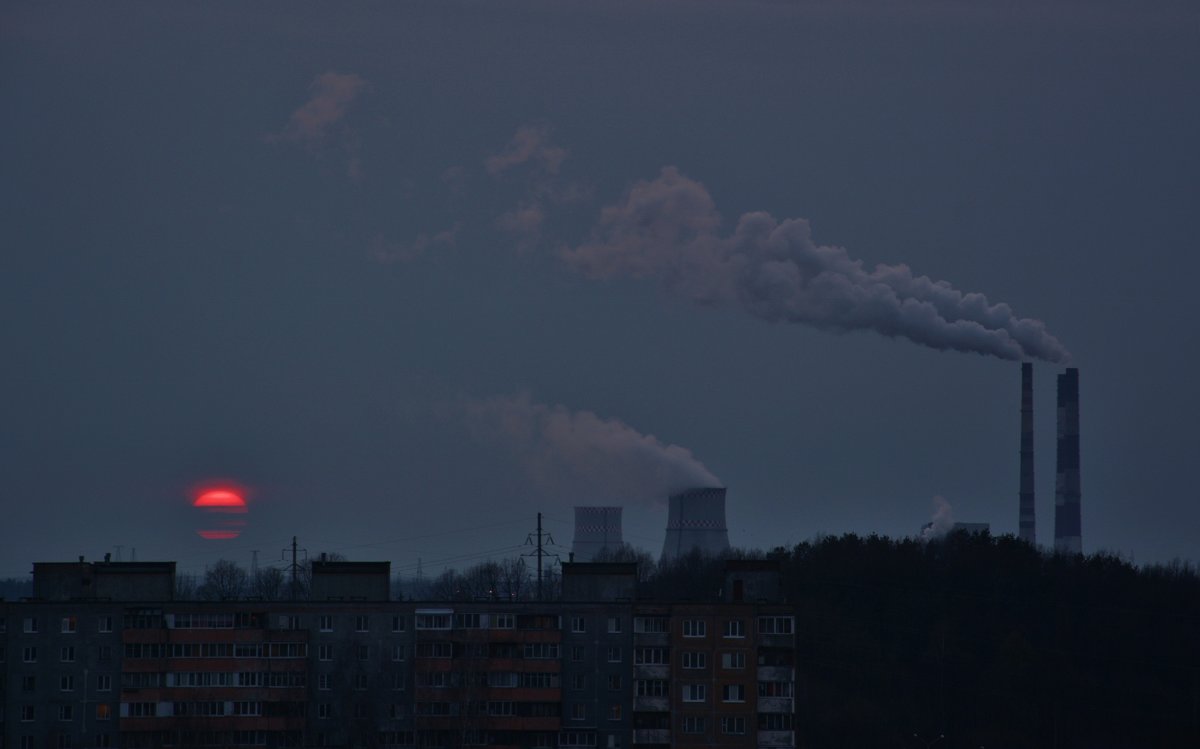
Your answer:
[572,507,624,562]
[660,487,731,562]
[1054,367,1082,554]
[1019,362,1036,544]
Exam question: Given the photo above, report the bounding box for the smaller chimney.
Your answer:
[104,553,111,563]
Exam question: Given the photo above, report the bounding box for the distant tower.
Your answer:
[572,507,624,562]
[1054,368,1082,554]
[661,487,731,562]
[1019,363,1036,544]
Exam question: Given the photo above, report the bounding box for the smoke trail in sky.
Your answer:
[465,393,719,505]
[920,495,955,541]
[563,167,1069,362]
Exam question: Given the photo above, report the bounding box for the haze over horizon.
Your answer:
[3,0,1198,580]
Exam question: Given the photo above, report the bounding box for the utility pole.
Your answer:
[114,545,123,562]
[523,512,556,601]
[281,537,307,600]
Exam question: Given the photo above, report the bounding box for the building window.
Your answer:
[571,645,585,662]
[318,644,333,661]
[61,616,77,633]
[97,675,112,691]
[723,619,745,638]
[682,684,707,702]
[492,614,515,629]
[318,703,331,719]
[681,651,706,669]
[279,614,301,630]
[98,615,113,632]
[608,705,622,721]
[58,737,73,749]
[61,675,75,691]
[571,704,586,721]
[608,674,622,690]
[759,713,794,731]
[392,644,406,661]
[721,652,746,669]
[391,615,406,632]
[571,616,587,633]
[355,673,368,690]
[61,646,76,662]
[606,616,622,633]
[319,615,333,631]
[96,704,112,721]
[357,644,370,660]
[682,716,705,734]
[22,675,35,691]
[634,647,668,665]
[353,702,368,718]
[571,674,586,691]
[722,683,746,702]
[355,615,369,632]
[393,673,406,691]
[23,617,39,633]
[758,616,794,635]
[635,679,668,697]
[633,616,668,633]
[455,613,482,629]
[416,612,452,630]
[682,619,706,637]
[721,716,746,735]
[98,645,112,662]
[319,674,331,691]
[21,704,35,721]
[59,704,74,721]
[606,646,622,663]
[22,646,37,663]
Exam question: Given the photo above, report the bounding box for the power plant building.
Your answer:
[660,487,731,562]
[571,506,624,562]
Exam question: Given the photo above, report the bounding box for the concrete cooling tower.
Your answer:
[660,487,731,561]
[572,507,624,562]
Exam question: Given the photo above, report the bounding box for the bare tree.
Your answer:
[251,566,286,600]
[174,573,198,600]
[199,559,248,600]
[499,557,529,600]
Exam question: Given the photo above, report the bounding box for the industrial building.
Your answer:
[1,558,795,749]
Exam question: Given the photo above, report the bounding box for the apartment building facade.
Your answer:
[1,560,794,749]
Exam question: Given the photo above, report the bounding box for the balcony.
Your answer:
[633,729,671,744]
[757,633,793,648]
[756,666,793,682]
[633,665,669,680]
[632,696,669,712]
[757,697,793,713]
[757,730,794,747]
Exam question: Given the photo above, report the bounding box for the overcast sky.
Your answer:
[3,0,1197,580]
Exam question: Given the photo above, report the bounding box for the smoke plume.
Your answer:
[563,167,1069,362]
[465,393,720,504]
[920,495,955,540]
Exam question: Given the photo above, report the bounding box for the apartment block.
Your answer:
[1,559,794,749]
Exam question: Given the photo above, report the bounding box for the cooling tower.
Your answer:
[660,487,731,561]
[1054,368,1082,554]
[1019,362,1036,544]
[572,507,624,562]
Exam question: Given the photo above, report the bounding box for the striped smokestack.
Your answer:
[572,507,623,562]
[661,487,730,561]
[1054,367,1082,554]
[1019,363,1036,544]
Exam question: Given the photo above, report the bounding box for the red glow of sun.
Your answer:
[193,484,250,540]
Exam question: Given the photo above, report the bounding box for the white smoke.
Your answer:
[465,393,720,505]
[563,167,1069,362]
[920,495,955,541]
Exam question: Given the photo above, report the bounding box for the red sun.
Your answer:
[193,486,249,540]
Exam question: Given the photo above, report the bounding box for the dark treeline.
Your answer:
[763,533,1198,749]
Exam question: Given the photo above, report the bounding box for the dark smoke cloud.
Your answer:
[465,393,720,505]
[563,167,1069,362]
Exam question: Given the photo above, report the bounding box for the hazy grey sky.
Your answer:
[3,0,1197,580]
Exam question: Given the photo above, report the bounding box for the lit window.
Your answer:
[96,704,111,721]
